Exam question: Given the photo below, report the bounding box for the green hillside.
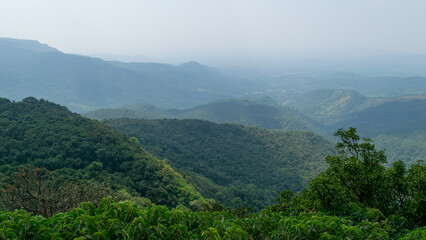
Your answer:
[85,98,323,133]
[86,94,426,166]
[332,99,426,165]
[1,127,423,239]
[277,90,426,164]
[0,97,202,207]
[103,118,334,209]
[334,99,426,136]
[282,89,367,124]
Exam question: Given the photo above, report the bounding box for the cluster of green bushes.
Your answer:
[3,199,423,239]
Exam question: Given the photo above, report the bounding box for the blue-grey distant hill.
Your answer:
[0,38,255,112]
[264,73,426,104]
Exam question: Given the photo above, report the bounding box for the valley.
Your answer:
[0,37,425,239]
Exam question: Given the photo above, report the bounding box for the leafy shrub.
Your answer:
[0,199,400,240]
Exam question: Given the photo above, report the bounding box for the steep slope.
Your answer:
[104,118,334,209]
[0,97,202,207]
[0,38,251,111]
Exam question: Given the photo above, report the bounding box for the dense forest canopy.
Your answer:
[86,93,426,165]
[0,97,202,208]
[86,98,322,133]
[1,120,424,239]
[104,118,334,210]
[0,38,425,240]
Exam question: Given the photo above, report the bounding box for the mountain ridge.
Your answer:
[0,38,254,112]
[84,97,323,133]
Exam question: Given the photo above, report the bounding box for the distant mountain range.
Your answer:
[265,73,426,100]
[2,37,426,114]
[2,36,426,213]
[281,89,426,124]
[0,38,257,112]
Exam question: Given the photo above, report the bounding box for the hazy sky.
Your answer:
[1,0,426,65]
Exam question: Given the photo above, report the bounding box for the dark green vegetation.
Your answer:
[1,128,424,239]
[0,38,255,111]
[1,37,425,238]
[0,97,202,208]
[86,92,426,165]
[103,118,334,210]
[2,199,418,240]
[286,128,426,230]
[84,103,169,120]
[86,98,321,132]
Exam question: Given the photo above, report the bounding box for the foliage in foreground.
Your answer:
[290,128,425,229]
[3,198,421,240]
[267,127,425,240]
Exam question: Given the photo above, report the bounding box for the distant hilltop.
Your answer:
[0,37,60,53]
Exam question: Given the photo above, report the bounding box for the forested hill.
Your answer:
[281,89,426,125]
[332,99,426,165]
[282,89,367,124]
[334,99,426,136]
[104,118,334,209]
[0,97,202,207]
[85,98,323,133]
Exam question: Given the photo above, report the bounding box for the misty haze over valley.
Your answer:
[0,1,425,239]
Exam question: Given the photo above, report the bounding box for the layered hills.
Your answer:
[0,38,253,111]
[332,98,426,165]
[87,90,426,165]
[267,73,426,100]
[103,118,334,209]
[85,98,323,133]
[281,89,426,164]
